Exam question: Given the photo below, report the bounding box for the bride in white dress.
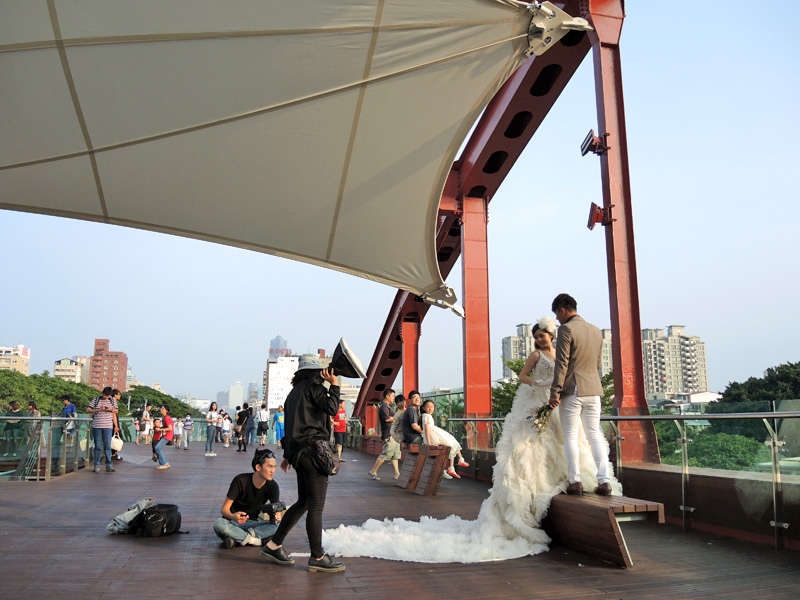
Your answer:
[322,317,620,563]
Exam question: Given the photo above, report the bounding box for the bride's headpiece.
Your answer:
[536,317,555,334]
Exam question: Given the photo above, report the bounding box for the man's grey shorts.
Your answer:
[378,437,401,461]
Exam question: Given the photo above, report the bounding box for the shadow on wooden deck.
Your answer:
[1,443,798,599]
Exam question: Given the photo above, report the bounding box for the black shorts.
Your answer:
[333,431,346,446]
[257,422,269,435]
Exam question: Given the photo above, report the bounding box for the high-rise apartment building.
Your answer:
[500,324,537,379]
[88,339,128,391]
[0,345,30,375]
[601,325,708,397]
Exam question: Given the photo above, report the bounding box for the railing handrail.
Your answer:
[0,415,144,422]
[445,411,800,423]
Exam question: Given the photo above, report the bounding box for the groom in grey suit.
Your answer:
[548,293,611,496]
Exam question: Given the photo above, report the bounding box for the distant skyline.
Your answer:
[2,2,799,400]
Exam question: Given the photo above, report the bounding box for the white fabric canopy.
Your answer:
[0,0,535,305]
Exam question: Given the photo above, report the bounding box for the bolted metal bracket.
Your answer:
[679,505,696,513]
[581,129,610,156]
[526,2,593,57]
[587,202,614,230]
[770,521,790,529]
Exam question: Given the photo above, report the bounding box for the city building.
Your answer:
[0,344,30,375]
[229,381,245,412]
[53,357,85,383]
[601,325,709,399]
[247,381,260,403]
[88,339,129,391]
[126,366,142,389]
[269,335,291,358]
[500,324,537,379]
[263,356,299,410]
[216,389,229,411]
[339,381,361,407]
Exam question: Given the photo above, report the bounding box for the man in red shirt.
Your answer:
[333,399,348,461]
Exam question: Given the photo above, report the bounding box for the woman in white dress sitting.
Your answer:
[420,399,469,479]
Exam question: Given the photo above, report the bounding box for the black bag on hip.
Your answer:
[303,440,338,476]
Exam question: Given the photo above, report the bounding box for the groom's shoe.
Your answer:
[566,482,584,495]
[594,482,612,496]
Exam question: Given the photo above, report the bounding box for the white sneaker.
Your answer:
[205,452,212,457]
[442,471,453,479]
[246,530,262,546]
[211,453,217,456]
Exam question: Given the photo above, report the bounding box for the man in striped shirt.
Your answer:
[88,387,119,473]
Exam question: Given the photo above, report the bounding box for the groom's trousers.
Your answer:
[560,394,610,485]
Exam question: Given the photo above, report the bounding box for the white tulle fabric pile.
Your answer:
[322,355,621,563]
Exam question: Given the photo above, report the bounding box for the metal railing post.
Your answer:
[762,419,787,550]
[44,423,53,482]
[675,420,694,531]
[610,420,624,485]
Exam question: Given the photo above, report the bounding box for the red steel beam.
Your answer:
[586,0,660,463]
[461,195,492,415]
[356,1,594,418]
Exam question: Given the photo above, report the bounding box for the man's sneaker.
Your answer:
[367,472,380,480]
[221,536,236,550]
[106,466,115,472]
[260,545,295,565]
[442,471,453,479]
[93,466,100,473]
[205,452,212,457]
[307,554,345,573]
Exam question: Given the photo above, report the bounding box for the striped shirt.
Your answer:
[89,396,118,429]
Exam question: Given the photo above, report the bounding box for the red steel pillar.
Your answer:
[461,195,492,416]
[401,319,420,395]
[587,0,659,462]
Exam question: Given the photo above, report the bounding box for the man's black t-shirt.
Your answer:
[378,401,395,441]
[402,406,420,443]
[226,473,280,520]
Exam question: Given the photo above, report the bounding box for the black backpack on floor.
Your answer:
[129,503,182,537]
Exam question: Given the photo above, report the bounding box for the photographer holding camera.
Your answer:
[213,448,285,548]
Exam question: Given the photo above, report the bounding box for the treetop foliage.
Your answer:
[0,370,200,418]
[719,361,800,403]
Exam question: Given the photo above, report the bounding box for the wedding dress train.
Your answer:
[322,355,621,563]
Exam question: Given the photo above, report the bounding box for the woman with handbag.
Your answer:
[260,355,344,573]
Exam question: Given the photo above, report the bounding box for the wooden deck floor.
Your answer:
[1,442,798,599]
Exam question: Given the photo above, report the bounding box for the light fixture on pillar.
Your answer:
[587,202,613,231]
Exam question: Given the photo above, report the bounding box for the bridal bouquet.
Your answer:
[528,404,552,432]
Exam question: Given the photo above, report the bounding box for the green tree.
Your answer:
[601,370,614,414]
[705,362,800,441]
[661,430,769,471]
[126,385,201,419]
[0,371,200,419]
[492,358,525,416]
[719,362,800,404]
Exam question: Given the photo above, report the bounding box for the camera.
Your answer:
[260,501,287,524]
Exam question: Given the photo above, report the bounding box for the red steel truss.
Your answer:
[354,0,659,463]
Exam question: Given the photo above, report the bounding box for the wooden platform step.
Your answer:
[543,494,664,568]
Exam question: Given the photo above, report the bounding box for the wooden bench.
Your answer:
[396,444,449,495]
[542,494,664,568]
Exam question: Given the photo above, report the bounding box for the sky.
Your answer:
[2,2,799,402]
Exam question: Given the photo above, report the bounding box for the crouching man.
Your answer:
[214,448,285,548]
